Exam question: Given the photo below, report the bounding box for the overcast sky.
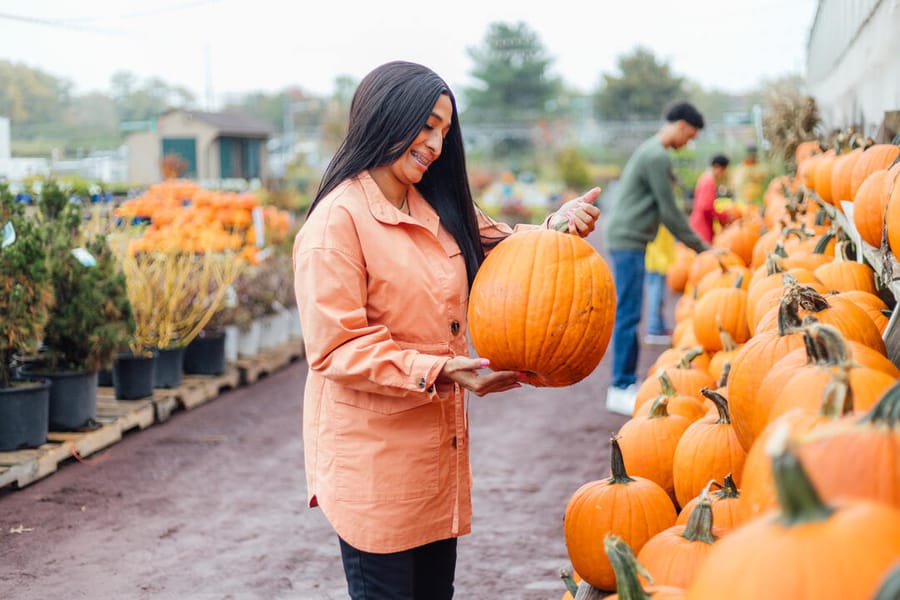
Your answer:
[0,0,818,107]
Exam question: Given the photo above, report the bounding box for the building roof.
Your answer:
[161,109,275,137]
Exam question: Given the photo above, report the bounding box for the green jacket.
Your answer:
[603,136,708,254]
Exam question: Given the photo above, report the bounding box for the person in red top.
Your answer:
[689,154,732,242]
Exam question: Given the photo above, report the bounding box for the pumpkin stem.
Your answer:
[607,434,635,485]
[716,473,740,500]
[799,320,823,364]
[765,253,787,276]
[777,294,804,334]
[647,395,671,419]
[793,284,831,314]
[812,229,836,255]
[765,423,834,527]
[681,487,718,544]
[807,320,850,366]
[603,535,654,600]
[818,365,855,418]
[717,360,731,389]
[873,562,900,600]
[657,369,677,397]
[718,328,738,353]
[678,347,704,369]
[700,387,732,424]
[559,567,579,597]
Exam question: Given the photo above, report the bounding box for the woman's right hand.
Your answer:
[437,357,522,396]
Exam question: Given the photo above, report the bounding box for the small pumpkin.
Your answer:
[619,393,693,498]
[467,228,615,386]
[638,487,724,589]
[564,435,677,591]
[676,474,748,531]
[672,388,747,508]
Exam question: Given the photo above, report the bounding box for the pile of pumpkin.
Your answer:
[114,179,292,261]
[561,140,900,599]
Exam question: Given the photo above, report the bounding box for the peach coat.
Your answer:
[292,171,532,553]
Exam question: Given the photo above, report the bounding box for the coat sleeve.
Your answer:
[292,212,448,399]
[646,154,709,254]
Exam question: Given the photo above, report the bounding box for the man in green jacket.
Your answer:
[603,101,710,415]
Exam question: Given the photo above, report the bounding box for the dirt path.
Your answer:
[0,237,671,600]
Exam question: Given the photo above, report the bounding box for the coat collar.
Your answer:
[359,171,440,235]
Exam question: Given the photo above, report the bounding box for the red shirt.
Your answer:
[690,171,729,242]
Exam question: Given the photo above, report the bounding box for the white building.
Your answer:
[807,0,900,139]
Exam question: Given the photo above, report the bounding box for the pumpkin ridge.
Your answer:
[541,232,569,374]
[548,240,597,381]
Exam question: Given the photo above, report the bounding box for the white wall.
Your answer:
[807,0,900,134]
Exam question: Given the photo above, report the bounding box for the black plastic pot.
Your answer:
[183,332,226,376]
[20,369,98,431]
[0,379,50,451]
[154,346,185,389]
[97,368,113,387]
[112,351,157,400]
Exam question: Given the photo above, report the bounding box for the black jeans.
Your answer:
[338,536,457,599]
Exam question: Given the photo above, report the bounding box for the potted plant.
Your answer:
[0,184,55,450]
[112,243,244,388]
[21,180,134,429]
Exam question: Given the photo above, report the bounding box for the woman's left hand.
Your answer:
[548,187,602,237]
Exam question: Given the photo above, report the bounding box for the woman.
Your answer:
[292,60,600,599]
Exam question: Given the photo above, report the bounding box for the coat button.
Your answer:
[426,385,434,393]
[418,377,426,389]
[451,320,460,335]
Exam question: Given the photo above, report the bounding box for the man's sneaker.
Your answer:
[643,332,673,345]
[605,383,639,416]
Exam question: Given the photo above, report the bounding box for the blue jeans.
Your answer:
[645,271,669,335]
[609,249,645,388]
[339,536,457,599]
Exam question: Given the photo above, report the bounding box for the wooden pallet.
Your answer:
[152,366,242,414]
[96,366,241,422]
[0,339,303,491]
[233,337,305,385]
[0,398,154,490]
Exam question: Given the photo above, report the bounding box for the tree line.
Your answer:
[0,20,794,160]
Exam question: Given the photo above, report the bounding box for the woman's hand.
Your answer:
[549,187,602,237]
[436,357,522,397]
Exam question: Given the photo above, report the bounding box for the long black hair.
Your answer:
[307,60,485,288]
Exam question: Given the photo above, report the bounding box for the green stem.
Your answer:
[768,427,834,527]
[818,366,855,418]
[607,434,635,485]
[873,563,900,600]
[681,489,718,544]
[700,387,732,424]
[559,567,579,597]
[647,395,671,419]
[603,535,653,600]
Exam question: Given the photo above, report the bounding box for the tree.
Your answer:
[464,21,562,124]
[594,47,685,121]
[0,60,70,124]
[110,71,195,122]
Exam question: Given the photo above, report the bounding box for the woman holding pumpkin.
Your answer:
[292,60,600,599]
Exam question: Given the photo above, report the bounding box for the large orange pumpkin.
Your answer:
[848,143,900,202]
[688,433,900,600]
[467,229,615,386]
